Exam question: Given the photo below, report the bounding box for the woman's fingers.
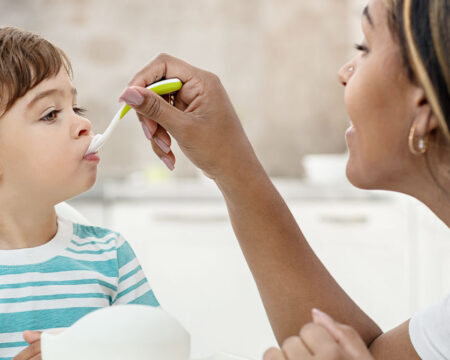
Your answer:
[138,111,173,152]
[299,322,340,356]
[150,138,175,171]
[281,336,313,359]
[127,53,196,89]
[139,114,176,170]
[152,125,172,153]
[140,119,172,154]
[119,86,184,136]
[312,309,374,359]
[125,53,258,182]
[125,54,202,113]
[264,347,287,360]
[139,115,158,138]
[264,337,313,360]
[263,313,374,360]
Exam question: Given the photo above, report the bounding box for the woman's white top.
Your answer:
[409,294,450,359]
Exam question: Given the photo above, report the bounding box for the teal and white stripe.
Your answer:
[0,217,159,359]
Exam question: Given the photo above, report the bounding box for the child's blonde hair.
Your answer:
[0,26,72,116]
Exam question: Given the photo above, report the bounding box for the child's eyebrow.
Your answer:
[27,87,77,109]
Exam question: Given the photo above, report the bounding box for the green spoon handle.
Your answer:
[120,78,182,119]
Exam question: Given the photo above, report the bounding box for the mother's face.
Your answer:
[338,0,417,190]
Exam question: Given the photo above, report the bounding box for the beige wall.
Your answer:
[1,0,366,178]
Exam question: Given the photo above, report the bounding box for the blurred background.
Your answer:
[2,0,449,359]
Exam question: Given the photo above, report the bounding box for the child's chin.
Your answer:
[84,173,98,191]
[69,174,98,199]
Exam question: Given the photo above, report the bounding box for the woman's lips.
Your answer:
[83,152,100,162]
[345,125,355,145]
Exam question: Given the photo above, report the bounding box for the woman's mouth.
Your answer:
[345,125,356,144]
[83,152,100,162]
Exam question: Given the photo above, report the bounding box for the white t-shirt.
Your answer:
[409,294,450,359]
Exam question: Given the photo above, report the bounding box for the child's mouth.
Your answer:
[83,152,100,162]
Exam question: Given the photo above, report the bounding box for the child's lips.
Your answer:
[83,152,100,162]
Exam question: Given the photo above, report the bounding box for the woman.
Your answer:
[119,0,449,358]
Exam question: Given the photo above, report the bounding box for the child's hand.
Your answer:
[13,331,42,360]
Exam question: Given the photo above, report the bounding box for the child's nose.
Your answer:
[73,115,92,139]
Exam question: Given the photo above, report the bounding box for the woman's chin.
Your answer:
[345,158,375,190]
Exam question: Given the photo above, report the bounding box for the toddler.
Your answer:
[0,27,159,360]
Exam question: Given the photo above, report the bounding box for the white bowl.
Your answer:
[41,305,189,360]
[41,305,250,360]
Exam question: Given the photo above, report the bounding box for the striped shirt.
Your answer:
[0,217,159,360]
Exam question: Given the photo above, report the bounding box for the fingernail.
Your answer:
[154,137,171,154]
[161,156,175,171]
[312,308,333,322]
[146,120,158,135]
[119,88,144,106]
[141,122,152,140]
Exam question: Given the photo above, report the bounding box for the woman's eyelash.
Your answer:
[354,43,369,52]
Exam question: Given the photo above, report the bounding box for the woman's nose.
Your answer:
[338,61,354,86]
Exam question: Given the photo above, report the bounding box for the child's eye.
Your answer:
[73,107,87,116]
[41,110,61,122]
[354,43,369,53]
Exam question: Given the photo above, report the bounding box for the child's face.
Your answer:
[0,67,98,205]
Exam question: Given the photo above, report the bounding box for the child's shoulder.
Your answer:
[69,220,122,242]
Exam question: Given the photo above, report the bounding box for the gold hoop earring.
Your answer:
[408,122,429,155]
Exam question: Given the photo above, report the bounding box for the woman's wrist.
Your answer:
[214,153,269,200]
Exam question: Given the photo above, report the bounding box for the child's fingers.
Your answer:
[12,340,41,360]
[22,331,41,344]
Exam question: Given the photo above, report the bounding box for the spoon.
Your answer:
[85,78,182,155]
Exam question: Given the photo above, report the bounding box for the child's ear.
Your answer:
[410,88,440,137]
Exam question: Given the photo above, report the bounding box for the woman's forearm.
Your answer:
[216,162,382,345]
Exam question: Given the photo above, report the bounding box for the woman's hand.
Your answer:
[120,53,261,182]
[13,331,42,360]
[264,309,374,360]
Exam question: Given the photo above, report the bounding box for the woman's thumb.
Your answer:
[119,86,180,132]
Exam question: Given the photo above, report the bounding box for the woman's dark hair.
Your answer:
[384,0,449,141]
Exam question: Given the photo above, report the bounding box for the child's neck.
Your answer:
[0,201,58,250]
